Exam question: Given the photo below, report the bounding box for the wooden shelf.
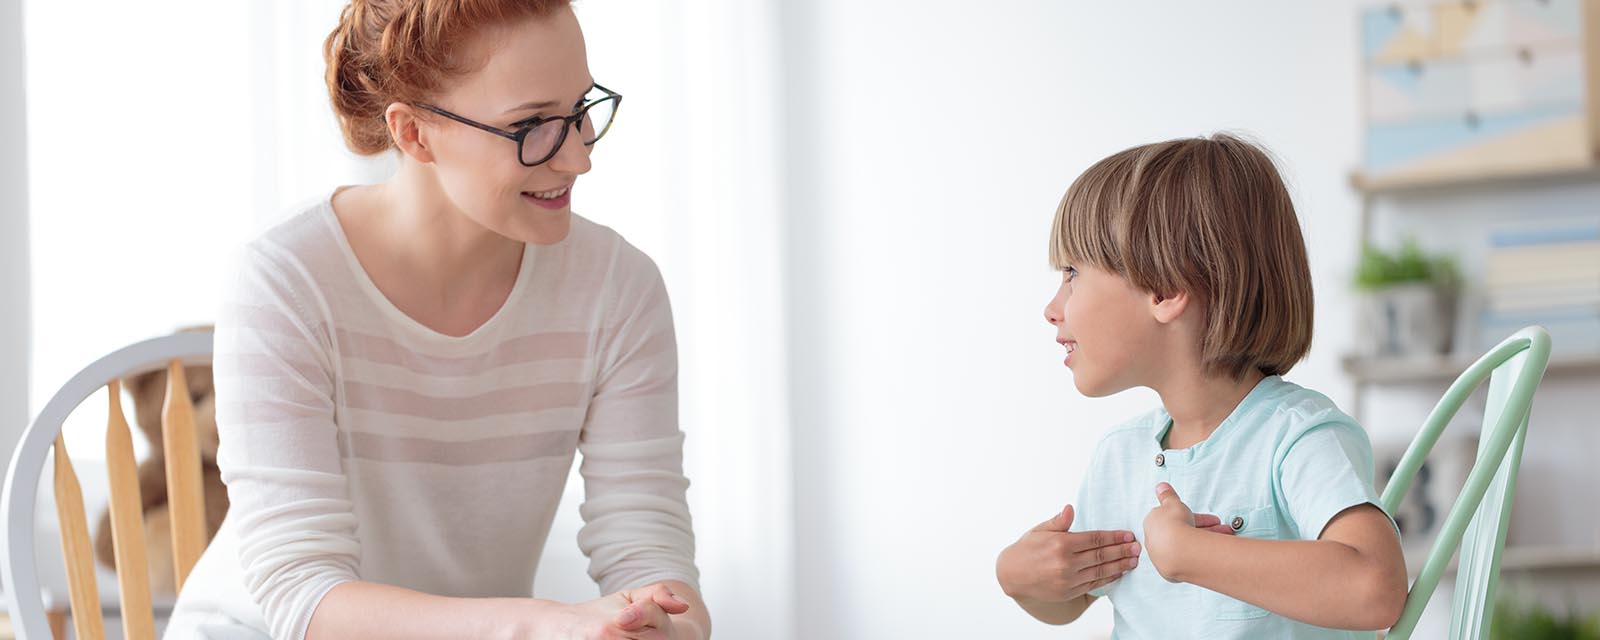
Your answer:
[1342,352,1600,385]
[1350,161,1600,196]
[1406,545,1600,577]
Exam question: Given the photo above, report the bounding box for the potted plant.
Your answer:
[1353,238,1460,357]
[1492,597,1600,640]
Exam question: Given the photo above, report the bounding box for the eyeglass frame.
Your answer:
[414,83,622,167]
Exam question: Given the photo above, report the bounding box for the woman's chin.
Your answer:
[520,211,573,245]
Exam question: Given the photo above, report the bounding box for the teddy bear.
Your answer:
[92,356,228,596]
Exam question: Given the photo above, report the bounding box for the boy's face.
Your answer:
[1043,262,1162,397]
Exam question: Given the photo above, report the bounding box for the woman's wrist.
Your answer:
[676,615,709,640]
[471,597,567,640]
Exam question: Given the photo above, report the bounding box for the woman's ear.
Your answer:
[1149,289,1191,325]
[385,102,436,164]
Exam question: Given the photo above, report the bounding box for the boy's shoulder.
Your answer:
[1250,376,1361,438]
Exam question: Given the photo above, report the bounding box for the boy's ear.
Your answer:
[1149,289,1191,325]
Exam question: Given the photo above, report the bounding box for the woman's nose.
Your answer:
[547,122,593,175]
[1044,302,1061,326]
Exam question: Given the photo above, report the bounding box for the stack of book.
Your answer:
[1480,222,1600,354]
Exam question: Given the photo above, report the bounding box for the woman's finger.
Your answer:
[615,598,672,632]
[635,582,690,615]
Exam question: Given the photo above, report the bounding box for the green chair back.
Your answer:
[1381,326,1552,639]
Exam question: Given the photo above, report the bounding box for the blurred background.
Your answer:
[3,0,1599,638]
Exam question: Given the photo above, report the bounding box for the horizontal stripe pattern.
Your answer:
[339,430,581,466]
[178,201,696,640]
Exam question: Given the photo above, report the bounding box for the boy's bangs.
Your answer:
[1050,157,1129,274]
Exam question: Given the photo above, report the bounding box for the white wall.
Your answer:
[23,2,260,462]
[2,0,30,468]
[782,2,1370,637]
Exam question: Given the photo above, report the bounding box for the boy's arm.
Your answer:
[1012,593,1097,625]
[1145,486,1408,630]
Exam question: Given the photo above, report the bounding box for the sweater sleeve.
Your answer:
[214,244,361,640]
[575,244,700,594]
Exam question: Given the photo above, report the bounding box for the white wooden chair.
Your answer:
[2,331,213,640]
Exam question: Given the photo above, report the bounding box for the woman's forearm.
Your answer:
[306,581,560,640]
[1163,530,1405,630]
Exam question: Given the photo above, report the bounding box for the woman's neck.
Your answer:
[360,166,525,294]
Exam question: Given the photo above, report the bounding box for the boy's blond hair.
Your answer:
[1050,133,1313,380]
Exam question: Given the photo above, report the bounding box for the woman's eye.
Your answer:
[1063,267,1078,282]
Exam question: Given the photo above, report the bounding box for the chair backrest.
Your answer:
[1382,326,1552,640]
[2,331,214,640]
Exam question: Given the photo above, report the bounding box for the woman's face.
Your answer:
[421,8,595,245]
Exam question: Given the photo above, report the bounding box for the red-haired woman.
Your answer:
[167,2,708,638]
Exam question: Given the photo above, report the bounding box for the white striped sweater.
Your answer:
[168,191,698,640]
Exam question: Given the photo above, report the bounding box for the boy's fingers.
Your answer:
[1155,482,1182,506]
[1075,552,1139,584]
[1077,571,1123,597]
[1193,513,1222,528]
[1066,528,1137,553]
[1202,523,1237,535]
[1034,504,1074,532]
[1077,540,1141,566]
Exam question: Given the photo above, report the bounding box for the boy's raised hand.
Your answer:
[1143,482,1236,582]
[996,504,1141,605]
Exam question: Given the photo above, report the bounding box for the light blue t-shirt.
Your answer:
[1071,375,1393,639]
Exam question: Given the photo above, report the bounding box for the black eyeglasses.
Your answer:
[417,83,621,167]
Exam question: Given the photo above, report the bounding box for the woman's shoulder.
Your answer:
[567,213,664,285]
[223,191,354,321]
[242,191,345,272]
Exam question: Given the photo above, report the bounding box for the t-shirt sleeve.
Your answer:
[1275,417,1393,540]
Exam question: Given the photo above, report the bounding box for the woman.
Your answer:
[166,1,709,638]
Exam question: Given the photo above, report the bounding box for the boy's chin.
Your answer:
[1072,372,1127,398]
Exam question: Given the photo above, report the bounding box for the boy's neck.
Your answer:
[1155,368,1268,450]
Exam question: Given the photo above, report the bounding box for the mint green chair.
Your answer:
[1381,326,1552,639]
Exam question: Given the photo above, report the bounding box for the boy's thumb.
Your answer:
[1036,504,1074,532]
[1155,482,1182,505]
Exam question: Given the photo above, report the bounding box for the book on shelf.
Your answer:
[1478,221,1600,353]
[1489,223,1600,249]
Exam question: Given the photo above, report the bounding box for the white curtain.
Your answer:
[3,0,32,470]
[572,3,796,637]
